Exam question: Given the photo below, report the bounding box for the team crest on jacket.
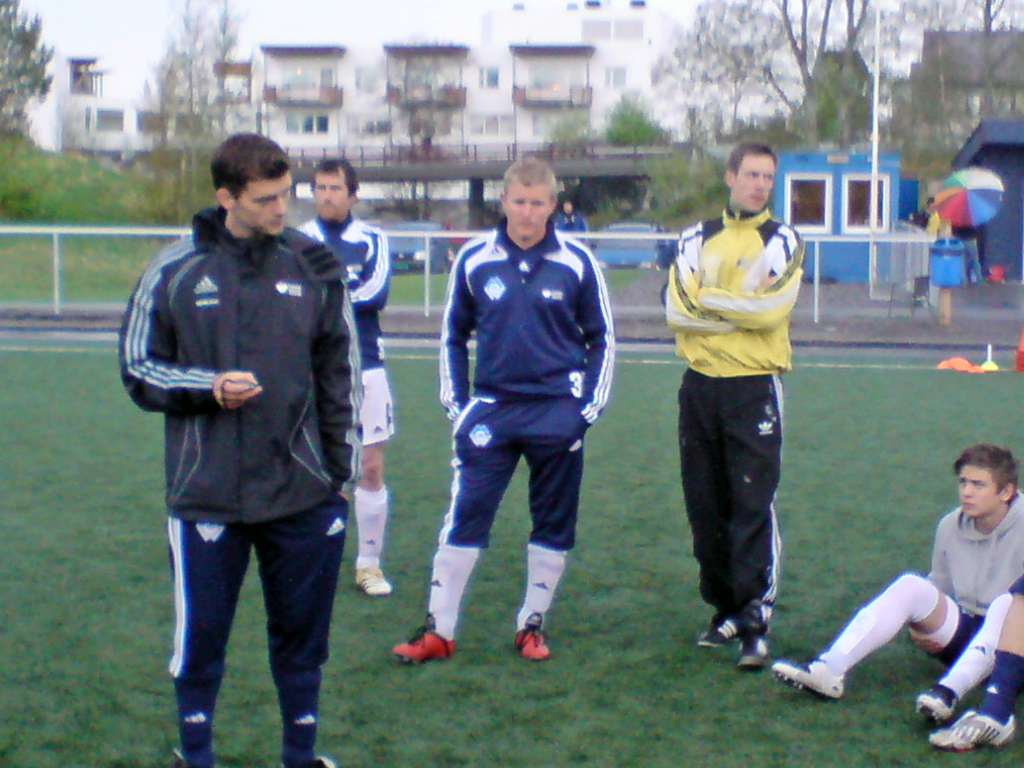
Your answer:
[484,276,507,301]
[469,423,493,447]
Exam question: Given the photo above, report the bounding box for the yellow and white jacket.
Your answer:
[665,208,804,377]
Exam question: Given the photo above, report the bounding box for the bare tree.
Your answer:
[655,0,786,140]
[140,0,243,222]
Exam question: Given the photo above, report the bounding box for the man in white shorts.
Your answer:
[302,159,395,596]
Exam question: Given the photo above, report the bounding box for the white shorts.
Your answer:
[361,367,395,446]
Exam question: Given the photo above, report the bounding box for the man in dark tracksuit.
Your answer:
[665,142,804,671]
[393,156,615,664]
[119,134,361,768]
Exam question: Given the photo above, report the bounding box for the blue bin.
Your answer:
[930,238,965,288]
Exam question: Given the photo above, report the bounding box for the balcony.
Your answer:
[263,85,344,107]
[512,85,592,108]
[386,85,467,108]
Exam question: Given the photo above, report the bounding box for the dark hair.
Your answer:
[315,158,359,196]
[211,133,290,197]
[954,443,1019,490]
[727,142,777,174]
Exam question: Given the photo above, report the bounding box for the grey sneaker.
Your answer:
[929,711,1015,751]
[737,634,769,671]
[916,684,959,723]
[772,659,845,699]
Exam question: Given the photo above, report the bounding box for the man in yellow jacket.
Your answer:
[666,142,804,671]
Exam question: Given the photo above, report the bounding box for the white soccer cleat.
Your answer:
[929,711,1015,751]
[771,659,845,699]
[355,567,393,596]
[915,684,959,724]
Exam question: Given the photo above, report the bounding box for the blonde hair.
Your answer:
[503,156,558,196]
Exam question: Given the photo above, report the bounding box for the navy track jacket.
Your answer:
[440,223,615,424]
[119,207,363,523]
[299,215,390,370]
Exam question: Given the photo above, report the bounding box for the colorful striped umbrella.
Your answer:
[930,167,1004,227]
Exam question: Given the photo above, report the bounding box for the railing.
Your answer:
[284,141,679,169]
[0,224,933,321]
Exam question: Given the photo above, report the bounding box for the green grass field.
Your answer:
[2,344,1024,767]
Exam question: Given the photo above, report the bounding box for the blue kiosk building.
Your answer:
[774,150,903,282]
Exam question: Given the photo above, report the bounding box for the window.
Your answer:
[346,114,391,135]
[613,19,643,40]
[605,67,627,88]
[786,174,831,233]
[96,109,125,133]
[282,65,318,90]
[843,174,889,232]
[532,112,561,138]
[529,63,577,89]
[479,67,500,88]
[355,67,380,94]
[285,112,330,134]
[137,111,163,134]
[582,20,612,42]
[469,114,514,136]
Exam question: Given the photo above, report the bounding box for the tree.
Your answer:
[655,0,784,141]
[140,0,242,223]
[646,149,728,226]
[813,49,871,145]
[604,95,670,146]
[888,0,1024,176]
[547,109,594,155]
[0,0,52,139]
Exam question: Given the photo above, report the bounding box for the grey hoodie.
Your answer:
[929,492,1024,616]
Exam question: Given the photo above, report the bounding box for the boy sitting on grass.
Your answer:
[773,444,1024,724]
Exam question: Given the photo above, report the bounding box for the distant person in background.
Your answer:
[554,199,588,233]
[952,224,984,285]
[393,156,615,664]
[925,197,946,239]
[301,159,395,597]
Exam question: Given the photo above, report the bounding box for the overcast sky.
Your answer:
[22,0,697,99]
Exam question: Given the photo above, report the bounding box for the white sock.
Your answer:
[515,543,568,630]
[819,573,941,676]
[354,485,389,571]
[939,592,1014,698]
[428,543,481,640]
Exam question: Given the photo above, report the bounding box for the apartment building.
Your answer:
[40,0,682,160]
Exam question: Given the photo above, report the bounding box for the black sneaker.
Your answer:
[737,634,769,671]
[916,684,959,723]
[738,599,768,637]
[697,614,740,647]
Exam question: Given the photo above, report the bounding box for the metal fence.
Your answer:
[0,224,933,321]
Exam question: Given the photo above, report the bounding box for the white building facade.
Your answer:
[36,0,684,160]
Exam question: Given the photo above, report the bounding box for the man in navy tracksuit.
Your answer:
[119,134,361,768]
[393,156,615,663]
[300,158,396,598]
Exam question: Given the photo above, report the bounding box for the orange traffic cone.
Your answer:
[1016,327,1024,372]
